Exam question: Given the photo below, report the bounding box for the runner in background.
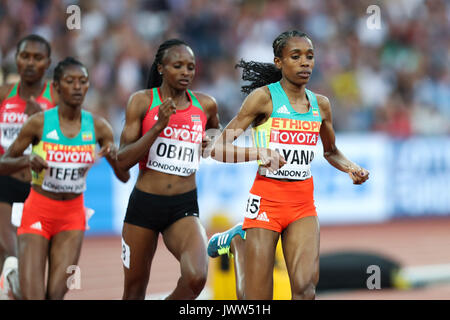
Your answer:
[209,30,369,300]
[116,39,219,300]
[0,57,129,299]
[0,34,57,300]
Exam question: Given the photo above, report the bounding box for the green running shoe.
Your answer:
[207,223,246,258]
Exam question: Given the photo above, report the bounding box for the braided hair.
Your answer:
[236,30,309,95]
[53,57,87,82]
[146,39,189,89]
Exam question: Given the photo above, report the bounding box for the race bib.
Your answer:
[38,142,95,193]
[245,193,261,219]
[146,136,201,176]
[41,162,90,193]
[264,142,315,180]
[0,123,31,154]
[121,238,130,269]
[11,202,24,227]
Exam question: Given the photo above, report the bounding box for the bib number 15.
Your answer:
[245,194,261,219]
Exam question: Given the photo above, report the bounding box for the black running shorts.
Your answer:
[124,187,200,233]
[0,175,30,205]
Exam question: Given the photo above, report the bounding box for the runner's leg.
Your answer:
[230,235,245,300]
[281,216,320,300]
[163,216,208,300]
[0,203,16,272]
[18,233,49,299]
[122,222,159,300]
[46,230,84,300]
[244,228,279,300]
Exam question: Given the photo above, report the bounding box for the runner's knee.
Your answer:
[123,272,149,299]
[184,268,207,296]
[123,285,147,300]
[21,284,45,300]
[46,285,67,300]
[291,279,316,300]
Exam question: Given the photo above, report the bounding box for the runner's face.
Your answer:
[274,37,314,86]
[16,41,50,83]
[159,45,196,90]
[55,65,89,107]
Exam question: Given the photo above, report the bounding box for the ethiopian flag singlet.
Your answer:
[31,107,96,193]
[253,81,322,180]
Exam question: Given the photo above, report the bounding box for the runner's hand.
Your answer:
[201,134,212,158]
[98,142,118,160]
[29,153,48,172]
[348,166,369,185]
[24,96,43,116]
[258,148,287,173]
[155,98,176,130]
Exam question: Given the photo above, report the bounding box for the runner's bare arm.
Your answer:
[0,113,44,174]
[195,92,220,158]
[24,95,43,116]
[196,92,220,131]
[211,87,286,170]
[94,116,130,183]
[318,94,369,185]
[211,88,262,162]
[0,84,13,103]
[116,91,175,171]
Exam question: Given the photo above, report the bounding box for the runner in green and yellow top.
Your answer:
[30,107,97,194]
[209,30,369,300]
[0,57,129,299]
[252,81,322,181]
[0,34,57,300]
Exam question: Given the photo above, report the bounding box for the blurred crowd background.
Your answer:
[0,0,449,137]
[1,0,450,300]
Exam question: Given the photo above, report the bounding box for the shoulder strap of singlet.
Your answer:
[5,82,19,99]
[149,87,204,112]
[42,107,96,144]
[149,87,162,110]
[305,88,321,118]
[187,89,203,111]
[42,106,58,137]
[41,81,53,102]
[5,81,54,103]
[268,82,322,119]
[267,81,291,116]
[81,109,96,142]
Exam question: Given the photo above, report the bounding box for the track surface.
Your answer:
[65,217,450,300]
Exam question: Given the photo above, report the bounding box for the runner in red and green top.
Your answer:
[138,86,207,176]
[116,39,220,300]
[0,34,57,300]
